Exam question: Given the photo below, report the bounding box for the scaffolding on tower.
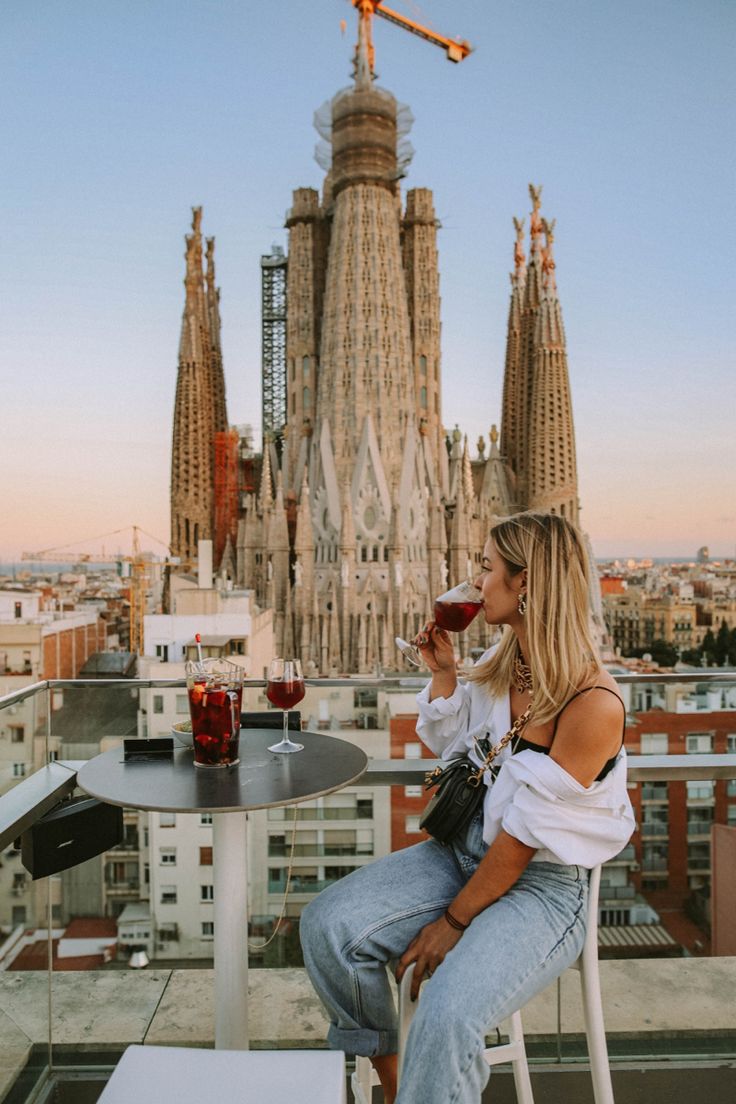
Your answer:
[261,245,288,458]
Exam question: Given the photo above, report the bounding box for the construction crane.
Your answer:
[351,0,472,78]
[22,526,180,656]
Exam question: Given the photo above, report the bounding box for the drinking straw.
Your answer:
[195,633,205,673]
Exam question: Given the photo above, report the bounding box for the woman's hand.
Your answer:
[413,622,456,674]
[395,915,463,1000]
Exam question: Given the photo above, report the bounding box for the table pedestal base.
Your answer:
[213,811,249,1049]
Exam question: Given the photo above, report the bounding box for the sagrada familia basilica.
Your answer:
[169,20,604,674]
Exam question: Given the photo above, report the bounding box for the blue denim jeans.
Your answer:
[300,813,588,1104]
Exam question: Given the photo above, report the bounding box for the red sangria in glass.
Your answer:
[396,580,483,667]
[266,657,305,753]
[185,658,244,768]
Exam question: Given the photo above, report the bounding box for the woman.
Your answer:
[300,512,635,1104]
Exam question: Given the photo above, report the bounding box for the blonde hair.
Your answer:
[467,512,599,725]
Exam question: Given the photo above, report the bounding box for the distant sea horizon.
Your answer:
[1,555,732,577]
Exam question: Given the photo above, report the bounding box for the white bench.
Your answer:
[98,1046,346,1104]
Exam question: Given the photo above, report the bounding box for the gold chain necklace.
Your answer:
[512,654,533,693]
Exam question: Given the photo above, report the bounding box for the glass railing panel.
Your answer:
[0,683,53,1103]
[3,675,736,1097]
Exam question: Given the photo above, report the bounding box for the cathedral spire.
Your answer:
[500,217,526,487]
[259,438,274,510]
[170,207,217,563]
[352,0,375,88]
[541,218,557,295]
[527,215,579,523]
[205,236,228,433]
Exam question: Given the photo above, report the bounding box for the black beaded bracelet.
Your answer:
[444,908,470,932]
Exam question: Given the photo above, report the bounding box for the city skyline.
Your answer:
[2,0,734,561]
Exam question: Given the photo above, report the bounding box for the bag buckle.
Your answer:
[467,769,484,789]
[424,766,444,788]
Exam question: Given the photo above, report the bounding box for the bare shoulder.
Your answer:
[551,670,624,779]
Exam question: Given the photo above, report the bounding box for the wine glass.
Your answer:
[266,657,306,753]
[396,580,483,667]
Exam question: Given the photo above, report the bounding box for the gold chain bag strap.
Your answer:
[419,702,533,846]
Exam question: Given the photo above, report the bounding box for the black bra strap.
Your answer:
[553,685,626,736]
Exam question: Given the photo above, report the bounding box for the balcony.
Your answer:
[1,671,736,1103]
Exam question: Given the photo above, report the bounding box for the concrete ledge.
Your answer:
[145,968,330,1048]
[0,958,734,1061]
[0,1007,33,1100]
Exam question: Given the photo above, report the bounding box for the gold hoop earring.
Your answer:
[517,592,527,616]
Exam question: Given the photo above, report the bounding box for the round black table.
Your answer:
[77,730,368,1050]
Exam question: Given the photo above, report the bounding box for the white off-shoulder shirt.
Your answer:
[415,651,636,868]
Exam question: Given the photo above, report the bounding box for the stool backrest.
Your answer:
[240,710,302,731]
[583,864,601,964]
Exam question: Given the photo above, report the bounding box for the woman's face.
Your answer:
[474,539,525,626]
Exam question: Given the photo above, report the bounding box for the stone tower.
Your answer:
[170,208,229,564]
[238,28,470,672]
[491,185,579,524]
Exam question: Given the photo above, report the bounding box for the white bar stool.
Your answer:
[98,1046,346,1104]
[352,864,614,1104]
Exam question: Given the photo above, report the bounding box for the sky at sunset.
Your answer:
[2,0,734,563]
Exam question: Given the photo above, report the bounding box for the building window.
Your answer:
[404,742,422,759]
[303,385,310,409]
[158,923,179,943]
[160,848,177,865]
[160,813,176,828]
[201,884,214,902]
[727,734,736,754]
[357,798,373,819]
[687,842,710,871]
[419,355,427,375]
[200,813,213,825]
[9,726,25,743]
[12,763,26,778]
[14,602,22,619]
[641,781,668,801]
[405,815,422,834]
[160,886,177,904]
[155,645,169,662]
[641,844,668,872]
[687,809,713,836]
[200,847,213,866]
[640,733,668,755]
[686,733,713,754]
[302,355,310,376]
[726,780,736,798]
[176,695,189,715]
[201,921,214,939]
[686,781,714,802]
[420,386,427,409]
[153,695,164,714]
[727,806,736,826]
[405,785,423,798]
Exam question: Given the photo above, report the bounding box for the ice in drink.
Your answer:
[185,658,244,768]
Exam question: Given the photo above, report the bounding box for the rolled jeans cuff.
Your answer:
[327,1023,398,1058]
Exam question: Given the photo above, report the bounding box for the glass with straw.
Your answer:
[185,634,244,767]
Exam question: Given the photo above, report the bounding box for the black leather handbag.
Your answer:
[419,757,486,845]
[419,702,533,846]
